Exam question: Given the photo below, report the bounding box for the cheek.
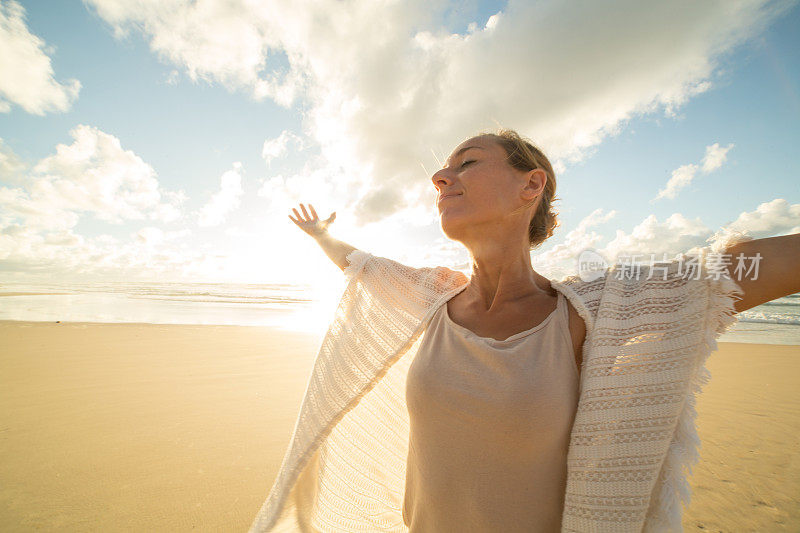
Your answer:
[464,173,497,197]
[470,181,512,212]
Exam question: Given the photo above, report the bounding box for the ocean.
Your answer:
[1,281,798,345]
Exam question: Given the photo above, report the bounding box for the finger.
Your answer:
[300,204,310,219]
[309,204,319,220]
[292,208,302,220]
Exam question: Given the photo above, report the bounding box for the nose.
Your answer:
[431,168,453,192]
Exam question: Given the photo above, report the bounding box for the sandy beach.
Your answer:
[1,321,798,532]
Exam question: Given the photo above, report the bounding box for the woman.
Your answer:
[249,129,799,532]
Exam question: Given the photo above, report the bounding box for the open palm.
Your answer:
[288,203,336,238]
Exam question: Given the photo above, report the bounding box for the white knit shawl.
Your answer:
[249,232,752,533]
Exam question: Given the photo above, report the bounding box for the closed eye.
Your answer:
[460,160,475,168]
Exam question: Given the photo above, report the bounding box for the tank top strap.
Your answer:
[556,290,568,323]
[553,290,578,369]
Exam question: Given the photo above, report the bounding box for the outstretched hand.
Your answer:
[288,203,336,238]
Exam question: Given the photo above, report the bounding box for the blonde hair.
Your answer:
[481,129,560,249]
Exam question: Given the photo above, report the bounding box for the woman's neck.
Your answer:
[465,244,553,312]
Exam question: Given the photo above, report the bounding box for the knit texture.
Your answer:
[248,231,753,533]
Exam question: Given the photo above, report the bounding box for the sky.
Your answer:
[1,0,799,290]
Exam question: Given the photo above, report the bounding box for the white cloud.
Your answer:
[257,159,345,215]
[0,125,184,228]
[257,174,290,205]
[43,230,82,246]
[84,0,790,227]
[0,138,26,181]
[165,69,180,86]
[0,1,80,114]
[551,200,800,277]
[0,185,79,231]
[602,213,712,262]
[135,226,190,246]
[86,0,302,107]
[654,163,700,201]
[538,200,800,280]
[262,130,304,167]
[0,126,193,278]
[721,198,800,237]
[653,142,735,201]
[0,223,205,280]
[197,162,244,227]
[701,142,735,173]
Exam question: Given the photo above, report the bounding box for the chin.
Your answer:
[439,217,469,243]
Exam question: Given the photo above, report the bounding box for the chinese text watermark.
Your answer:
[577,248,761,283]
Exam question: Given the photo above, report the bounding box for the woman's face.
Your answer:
[431,135,543,244]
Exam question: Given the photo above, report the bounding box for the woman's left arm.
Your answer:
[723,233,800,313]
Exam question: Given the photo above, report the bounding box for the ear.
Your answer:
[521,168,547,200]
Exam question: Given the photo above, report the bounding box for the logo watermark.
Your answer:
[577,249,609,282]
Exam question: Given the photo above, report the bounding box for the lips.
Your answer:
[438,193,461,204]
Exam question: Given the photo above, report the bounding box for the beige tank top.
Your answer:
[403,290,579,532]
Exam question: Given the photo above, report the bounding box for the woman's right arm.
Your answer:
[289,203,357,273]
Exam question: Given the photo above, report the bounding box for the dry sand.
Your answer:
[0,321,798,532]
